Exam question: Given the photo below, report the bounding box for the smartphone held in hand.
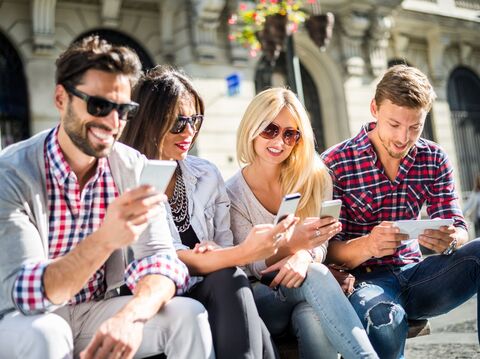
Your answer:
[320,199,342,219]
[139,160,177,194]
[274,193,301,225]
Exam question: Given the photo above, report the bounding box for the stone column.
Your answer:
[31,0,57,54]
[339,10,370,76]
[193,0,226,63]
[158,0,180,63]
[101,0,122,28]
[427,27,451,85]
[368,13,393,76]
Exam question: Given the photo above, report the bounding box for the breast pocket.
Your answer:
[404,184,426,218]
[343,190,375,223]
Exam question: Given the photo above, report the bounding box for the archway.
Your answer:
[447,66,480,192]
[75,29,155,70]
[0,32,30,149]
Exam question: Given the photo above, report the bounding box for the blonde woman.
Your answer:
[226,88,377,359]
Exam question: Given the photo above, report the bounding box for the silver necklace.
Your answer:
[168,166,191,233]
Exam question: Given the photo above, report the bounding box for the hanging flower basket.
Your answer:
[305,12,335,50]
[255,13,288,63]
[228,0,308,60]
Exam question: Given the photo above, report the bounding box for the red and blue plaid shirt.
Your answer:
[321,122,467,267]
[13,127,189,314]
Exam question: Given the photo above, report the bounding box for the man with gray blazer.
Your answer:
[0,36,213,359]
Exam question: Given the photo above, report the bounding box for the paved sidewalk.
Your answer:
[405,296,479,358]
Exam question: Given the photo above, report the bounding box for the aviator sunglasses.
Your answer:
[170,115,204,134]
[259,122,301,146]
[64,84,139,120]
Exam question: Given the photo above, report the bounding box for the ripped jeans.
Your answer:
[349,238,480,359]
[253,262,378,359]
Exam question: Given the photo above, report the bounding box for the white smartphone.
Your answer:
[273,193,301,225]
[394,218,454,240]
[320,199,342,219]
[139,160,177,194]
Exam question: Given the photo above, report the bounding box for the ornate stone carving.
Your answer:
[193,0,226,63]
[101,0,122,28]
[339,10,370,76]
[427,28,451,84]
[31,0,57,54]
[368,13,392,76]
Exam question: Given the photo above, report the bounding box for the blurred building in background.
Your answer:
[0,0,479,195]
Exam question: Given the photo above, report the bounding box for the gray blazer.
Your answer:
[0,129,178,316]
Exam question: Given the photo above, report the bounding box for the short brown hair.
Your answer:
[55,35,142,88]
[120,65,204,159]
[375,65,437,111]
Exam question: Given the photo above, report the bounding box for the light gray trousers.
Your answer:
[0,296,214,359]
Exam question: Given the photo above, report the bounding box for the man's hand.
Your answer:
[288,217,341,252]
[262,250,312,288]
[418,225,457,253]
[97,185,165,251]
[80,314,145,359]
[366,221,408,258]
[240,215,298,262]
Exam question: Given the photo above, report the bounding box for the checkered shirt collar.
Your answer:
[45,125,107,186]
[354,122,428,157]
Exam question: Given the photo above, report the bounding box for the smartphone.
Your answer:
[139,160,177,194]
[260,270,280,288]
[273,193,301,225]
[320,199,342,219]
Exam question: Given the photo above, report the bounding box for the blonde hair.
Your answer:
[237,88,330,219]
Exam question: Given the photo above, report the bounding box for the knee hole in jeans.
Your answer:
[365,301,405,333]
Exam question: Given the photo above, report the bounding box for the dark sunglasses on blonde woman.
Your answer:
[170,115,204,134]
[259,122,301,146]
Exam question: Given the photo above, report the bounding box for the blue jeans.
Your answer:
[349,238,480,359]
[253,262,378,359]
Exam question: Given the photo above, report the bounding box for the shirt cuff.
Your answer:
[125,254,190,295]
[13,262,55,315]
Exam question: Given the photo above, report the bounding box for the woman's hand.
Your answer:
[287,217,341,253]
[261,250,312,288]
[193,241,221,253]
[241,215,298,262]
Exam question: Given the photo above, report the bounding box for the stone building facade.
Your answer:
[1,0,479,194]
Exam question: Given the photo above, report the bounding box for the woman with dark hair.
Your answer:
[120,65,291,358]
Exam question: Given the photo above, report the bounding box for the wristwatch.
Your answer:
[442,238,458,255]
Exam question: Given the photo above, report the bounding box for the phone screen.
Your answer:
[139,160,177,194]
[320,199,342,219]
[274,193,301,225]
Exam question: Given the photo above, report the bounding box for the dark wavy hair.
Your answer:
[55,35,142,88]
[120,65,204,159]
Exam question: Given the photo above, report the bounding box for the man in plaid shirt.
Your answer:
[0,37,213,358]
[321,65,480,359]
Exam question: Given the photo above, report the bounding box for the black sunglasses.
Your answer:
[259,122,301,146]
[64,85,139,120]
[170,115,204,134]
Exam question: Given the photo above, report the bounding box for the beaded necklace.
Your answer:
[168,166,191,233]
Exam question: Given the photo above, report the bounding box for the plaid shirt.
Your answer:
[13,127,190,314]
[321,122,467,267]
